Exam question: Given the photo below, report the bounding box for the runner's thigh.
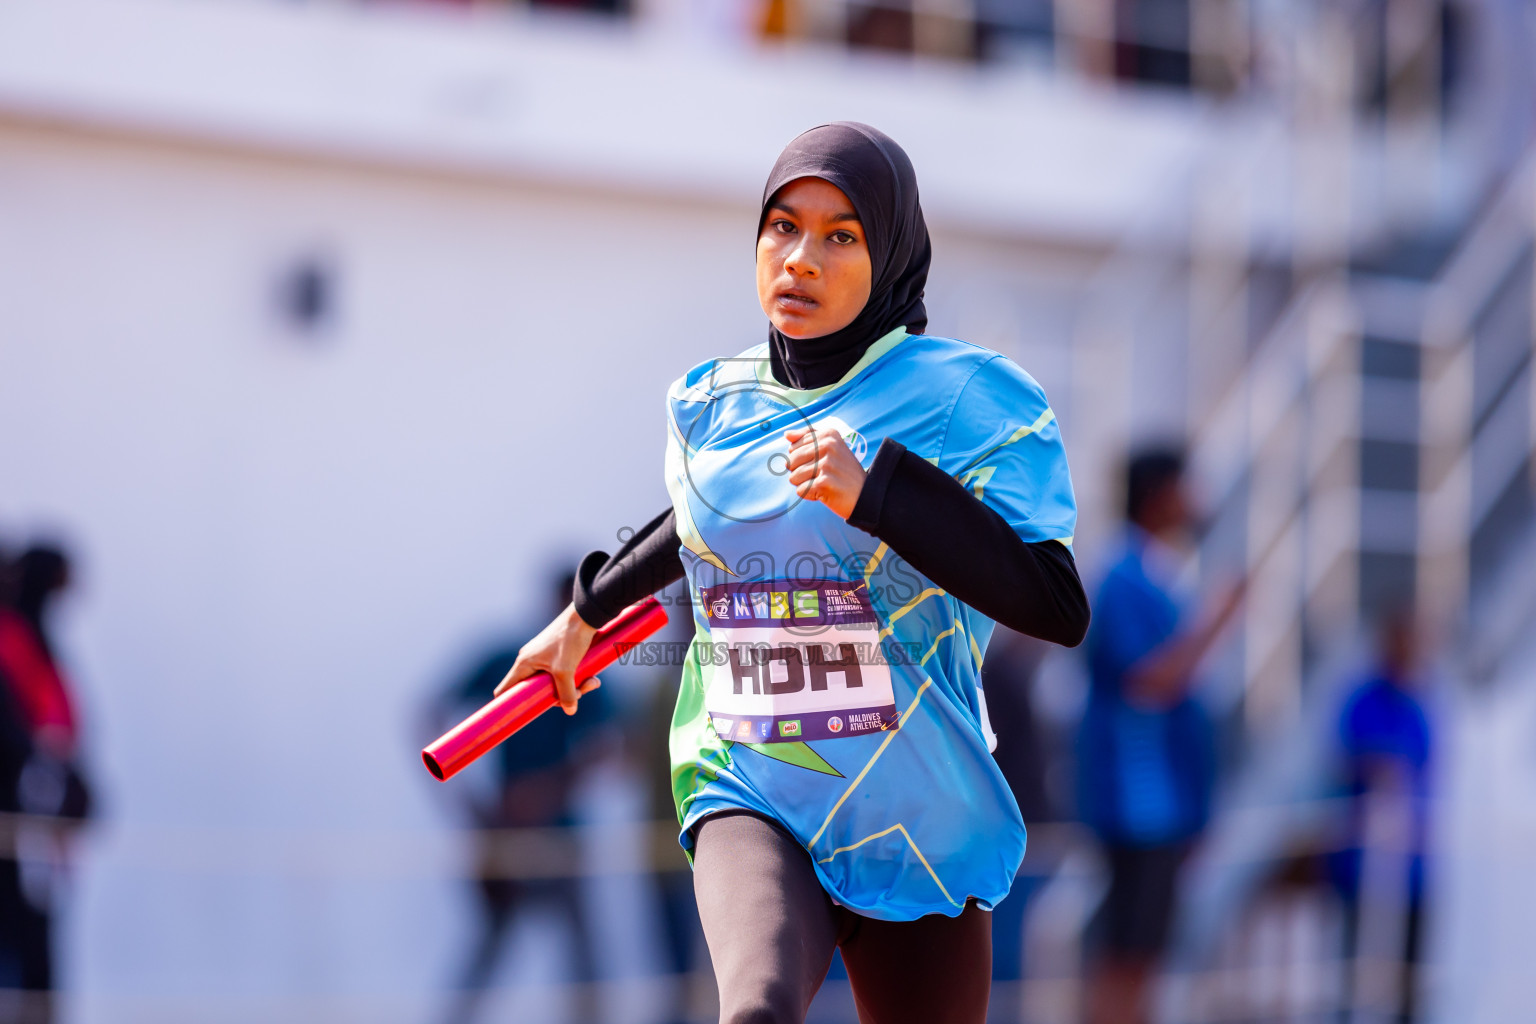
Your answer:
[693,811,840,1024]
[840,900,992,1024]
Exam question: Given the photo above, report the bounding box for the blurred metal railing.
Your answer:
[1057,0,1470,735]
[0,963,1491,1024]
[1418,147,1536,676]
[1182,122,1536,734]
[388,0,1465,108]
[1170,136,1535,1024]
[771,0,1255,73]
[0,798,1464,879]
[0,802,1482,1024]
[1190,276,1364,730]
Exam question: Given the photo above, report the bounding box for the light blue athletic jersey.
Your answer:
[663,327,1077,921]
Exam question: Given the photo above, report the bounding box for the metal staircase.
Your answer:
[1166,143,1536,1024]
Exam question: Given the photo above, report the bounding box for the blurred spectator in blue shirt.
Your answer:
[1331,607,1432,1024]
[1078,447,1244,1024]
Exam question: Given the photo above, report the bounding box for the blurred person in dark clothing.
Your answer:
[0,678,34,987]
[0,549,83,765]
[1078,448,1243,1024]
[0,545,35,997]
[431,571,612,1024]
[1330,609,1433,1024]
[980,628,1055,997]
[0,545,92,1023]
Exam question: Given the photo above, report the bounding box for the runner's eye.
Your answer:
[831,230,858,245]
[772,219,797,235]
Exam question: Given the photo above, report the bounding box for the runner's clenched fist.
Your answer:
[784,425,867,519]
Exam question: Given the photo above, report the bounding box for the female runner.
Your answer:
[498,122,1090,1024]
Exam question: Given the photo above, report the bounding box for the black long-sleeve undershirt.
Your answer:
[572,507,689,630]
[846,438,1088,647]
[572,439,1089,647]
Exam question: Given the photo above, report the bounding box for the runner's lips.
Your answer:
[775,289,818,309]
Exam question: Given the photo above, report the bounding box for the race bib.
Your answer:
[699,579,898,743]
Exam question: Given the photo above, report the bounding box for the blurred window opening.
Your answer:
[750,0,1466,114]
[1112,0,1191,88]
[528,0,629,12]
[277,253,338,339]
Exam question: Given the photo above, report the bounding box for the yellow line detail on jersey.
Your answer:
[897,826,962,907]
[969,628,985,671]
[961,407,1057,473]
[818,824,902,861]
[876,588,946,642]
[664,474,729,572]
[896,683,928,729]
[957,465,998,501]
[664,418,730,573]
[807,679,932,849]
[816,823,961,908]
[862,542,890,586]
[1011,407,1057,445]
[918,624,963,667]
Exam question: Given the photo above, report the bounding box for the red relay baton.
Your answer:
[422,596,669,781]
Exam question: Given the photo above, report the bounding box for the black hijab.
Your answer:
[760,122,931,390]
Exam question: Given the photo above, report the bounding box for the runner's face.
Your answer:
[757,178,873,340]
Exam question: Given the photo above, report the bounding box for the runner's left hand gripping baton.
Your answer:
[422,597,668,781]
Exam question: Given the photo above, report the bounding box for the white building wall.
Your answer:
[1,120,747,1016]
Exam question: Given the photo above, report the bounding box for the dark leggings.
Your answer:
[692,811,992,1024]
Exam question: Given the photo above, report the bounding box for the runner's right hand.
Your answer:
[495,603,601,715]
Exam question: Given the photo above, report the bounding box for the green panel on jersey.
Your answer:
[669,636,732,821]
[737,740,843,777]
